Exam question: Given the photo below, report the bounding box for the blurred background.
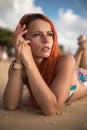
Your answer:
[0,0,87,61]
[0,1,87,129]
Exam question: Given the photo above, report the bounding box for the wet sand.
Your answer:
[0,61,87,130]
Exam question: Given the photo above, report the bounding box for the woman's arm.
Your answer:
[50,55,76,105]
[23,49,76,115]
[24,58,58,115]
[3,24,29,110]
[3,62,24,110]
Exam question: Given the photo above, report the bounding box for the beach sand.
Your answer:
[0,61,87,130]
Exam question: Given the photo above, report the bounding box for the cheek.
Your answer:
[30,42,41,52]
[50,40,53,48]
[49,37,53,45]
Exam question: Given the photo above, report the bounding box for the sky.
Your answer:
[0,0,87,54]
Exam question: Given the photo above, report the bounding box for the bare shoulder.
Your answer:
[56,54,76,71]
[50,54,76,96]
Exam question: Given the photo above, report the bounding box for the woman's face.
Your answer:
[25,19,53,61]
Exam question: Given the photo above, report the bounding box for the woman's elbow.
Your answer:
[3,98,18,111]
[4,105,18,111]
[43,100,65,116]
[42,103,59,116]
[3,103,17,111]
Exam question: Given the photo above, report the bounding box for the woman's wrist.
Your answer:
[10,60,24,70]
[15,58,22,64]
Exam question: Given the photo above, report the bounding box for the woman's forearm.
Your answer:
[25,60,58,115]
[3,67,23,110]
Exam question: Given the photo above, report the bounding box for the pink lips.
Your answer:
[42,46,51,52]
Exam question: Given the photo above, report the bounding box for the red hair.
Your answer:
[19,13,61,86]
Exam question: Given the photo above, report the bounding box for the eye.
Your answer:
[33,33,41,37]
[47,33,53,37]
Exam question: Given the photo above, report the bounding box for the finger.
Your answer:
[21,24,26,31]
[17,24,26,33]
[18,29,28,37]
[20,40,31,47]
[24,40,31,44]
[16,23,21,31]
[14,42,20,48]
[15,36,23,45]
[16,38,30,46]
[15,24,26,36]
[16,38,25,45]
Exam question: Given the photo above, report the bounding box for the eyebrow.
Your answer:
[33,31,53,33]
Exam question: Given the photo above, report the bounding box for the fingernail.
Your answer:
[28,40,31,43]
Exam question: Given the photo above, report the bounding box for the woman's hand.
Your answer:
[81,40,87,49]
[79,40,87,50]
[20,42,33,67]
[14,24,29,63]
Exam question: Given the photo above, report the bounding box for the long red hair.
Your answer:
[19,13,61,86]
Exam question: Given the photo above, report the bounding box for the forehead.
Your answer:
[28,19,52,31]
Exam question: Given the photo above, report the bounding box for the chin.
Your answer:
[43,53,51,58]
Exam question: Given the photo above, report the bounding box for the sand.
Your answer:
[0,61,87,130]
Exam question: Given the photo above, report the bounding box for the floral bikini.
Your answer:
[68,68,87,97]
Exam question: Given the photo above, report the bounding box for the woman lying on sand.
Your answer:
[3,13,87,115]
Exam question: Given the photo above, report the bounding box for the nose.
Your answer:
[41,34,49,44]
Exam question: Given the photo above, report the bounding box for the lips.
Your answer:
[42,46,51,52]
